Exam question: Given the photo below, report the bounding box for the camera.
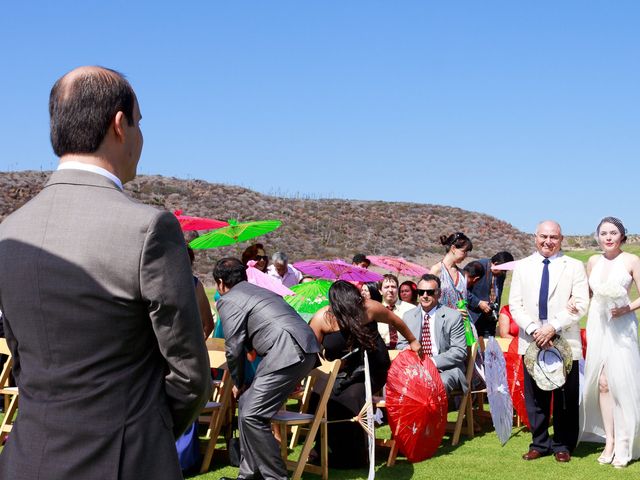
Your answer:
[489,302,500,320]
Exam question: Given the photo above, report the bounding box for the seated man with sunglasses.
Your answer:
[396,273,468,393]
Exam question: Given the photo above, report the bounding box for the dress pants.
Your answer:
[523,358,580,454]
[237,350,317,480]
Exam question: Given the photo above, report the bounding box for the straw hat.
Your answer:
[524,336,573,391]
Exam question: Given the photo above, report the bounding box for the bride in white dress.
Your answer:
[579,217,640,468]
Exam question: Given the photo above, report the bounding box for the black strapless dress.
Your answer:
[317,322,390,468]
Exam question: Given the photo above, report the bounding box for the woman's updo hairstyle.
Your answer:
[595,217,627,244]
[439,232,473,253]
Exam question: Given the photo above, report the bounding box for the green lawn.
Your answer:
[186,424,638,479]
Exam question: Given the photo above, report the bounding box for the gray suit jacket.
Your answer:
[216,281,320,387]
[0,170,212,480]
[397,304,468,392]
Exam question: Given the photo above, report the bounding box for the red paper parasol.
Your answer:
[173,210,228,231]
[367,255,429,277]
[504,336,530,429]
[385,350,447,462]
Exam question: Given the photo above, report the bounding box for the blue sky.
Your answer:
[2,1,638,235]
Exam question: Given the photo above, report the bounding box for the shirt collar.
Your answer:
[422,305,439,317]
[534,251,561,262]
[57,161,124,191]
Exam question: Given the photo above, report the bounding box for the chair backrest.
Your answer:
[0,338,13,389]
[388,349,401,361]
[308,356,341,416]
[0,338,10,356]
[493,337,512,353]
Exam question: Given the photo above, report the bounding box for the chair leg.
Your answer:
[387,438,398,467]
[279,424,288,462]
[452,393,469,446]
[0,393,18,437]
[320,420,328,480]
[465,395,474,439]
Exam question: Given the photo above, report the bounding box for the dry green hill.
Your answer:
[1,171,534,283]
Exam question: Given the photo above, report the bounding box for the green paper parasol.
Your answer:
[189,219,281,249]
[284,279,333,314]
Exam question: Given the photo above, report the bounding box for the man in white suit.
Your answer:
[509,220,589,463]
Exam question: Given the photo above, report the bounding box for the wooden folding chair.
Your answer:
[199,338,234,473]
[0,338,18,439]
[271,356,341,480]
[374,349,401,466]
[448,341,480,445]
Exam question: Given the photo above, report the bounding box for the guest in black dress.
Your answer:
[309,281,420,467]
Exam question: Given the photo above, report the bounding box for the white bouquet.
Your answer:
[594,281,627,301]
[593,281,628,316]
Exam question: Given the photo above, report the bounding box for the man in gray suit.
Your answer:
[213,257,320,480]
[397,274,468,393]
[0,66,211,479]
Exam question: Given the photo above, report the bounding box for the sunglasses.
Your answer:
[417,288,438,297]
[254,255,268,261]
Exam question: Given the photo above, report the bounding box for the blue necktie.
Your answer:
[539,258,550,321]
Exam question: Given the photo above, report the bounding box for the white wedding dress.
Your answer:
[579,254,640,463]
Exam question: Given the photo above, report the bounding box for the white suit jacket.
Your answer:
[509,252,589,360]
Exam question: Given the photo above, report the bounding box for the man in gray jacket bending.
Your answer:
[214,257,320,480]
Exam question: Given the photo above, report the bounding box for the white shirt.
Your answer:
[524,252,561,335]
[421,306,440,356]
[266,264,302,288]
[57,161,124,191]
[379,299,415,346]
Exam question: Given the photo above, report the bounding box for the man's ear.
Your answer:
[112,111,127,143]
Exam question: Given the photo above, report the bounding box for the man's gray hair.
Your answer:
[272,251,288,264]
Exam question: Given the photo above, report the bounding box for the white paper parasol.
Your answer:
[484,337,513,445]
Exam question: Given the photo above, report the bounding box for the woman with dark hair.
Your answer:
[309,281,419,467]
[360,281,382,303]
[399,280,418,305]
[430,232,473,311]
[241,243,268,272]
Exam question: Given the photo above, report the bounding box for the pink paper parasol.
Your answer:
[367,255,429,277]
[173,210,228,231]
[293,259,383,282]
[492,260,518,271]
[246,260,295,297]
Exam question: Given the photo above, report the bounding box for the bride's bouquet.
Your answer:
[593,281,628,316]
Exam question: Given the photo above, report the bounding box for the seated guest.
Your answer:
[361,282,383,303]
[379,274,415,348]
[466,251,514,337]
[399,280,418,305]
[267,251,302,287]
[241,243,268,272]
[309,281,419,467]
[396,274,468,394]
[351,253,371,269]
[497,305,519,340]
